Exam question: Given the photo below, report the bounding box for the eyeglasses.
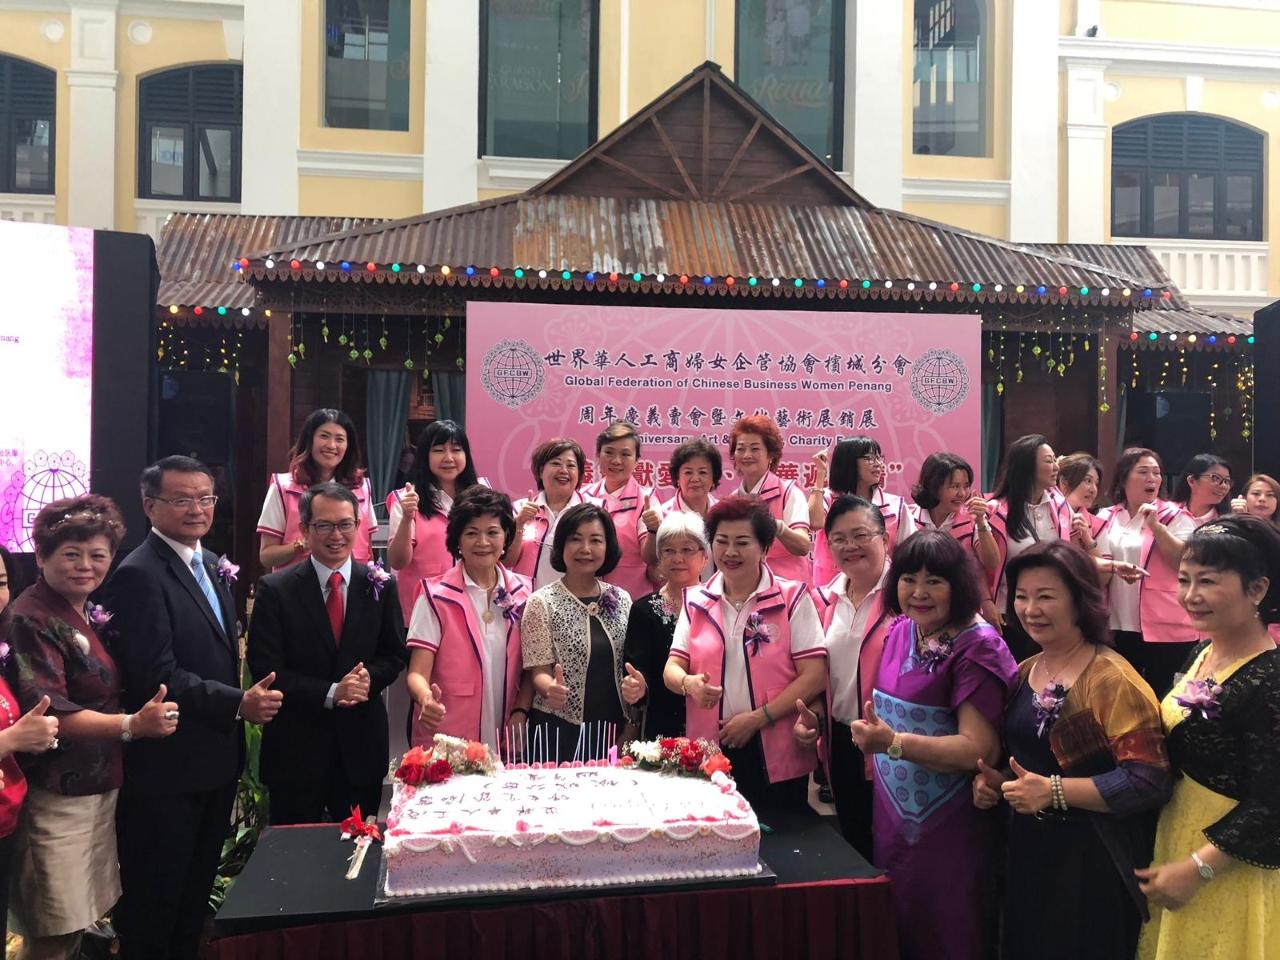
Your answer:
[828,532,882,549]
[1198,474,1232,487]
[660,546,704,560]
[150,495,218,510]
[858,455,885,464]
[307,520,357,535]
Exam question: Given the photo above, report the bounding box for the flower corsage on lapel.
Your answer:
[216,555,240,587]
[914,627,954,673]
[88,604,113,628]
[1174,677,1224,721]
[366,559,392,601]
[1032,682,1067,738]
[493,584,526,624]
[743,611,773,657]
[587,585,622,620]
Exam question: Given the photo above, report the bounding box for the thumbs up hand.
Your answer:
[543,664,569,711]
[516,493,540,529]
[242,671,284,725]
[621,663,647,705]
[1000,756,1054,815]
[850,699,896,755]
[792,698,820,747]
[133,684,180,738]
[401,482,419,520]
[7,695,59,754]
[641,494,662,534]
[972,757,1008,810]
[417,682,447,731]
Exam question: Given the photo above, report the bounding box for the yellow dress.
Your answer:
[1138,647,1280,960]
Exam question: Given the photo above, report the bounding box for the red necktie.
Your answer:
[326,570,345,644]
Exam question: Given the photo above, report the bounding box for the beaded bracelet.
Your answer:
[1050,774,1068,811]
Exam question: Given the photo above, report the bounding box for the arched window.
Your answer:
[735,0,846,168]
[138,64,242,202]
[1112,114,1263,241]
[0,55,55,194]
[912,0,986,157]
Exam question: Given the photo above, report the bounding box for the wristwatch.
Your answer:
[1190,852,1215,881]
[120,713,134,743]
[887,731,904,760]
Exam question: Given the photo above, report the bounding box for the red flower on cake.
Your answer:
[660,737,679,751]
[678,741,705,772]
[394,746,432,785]
[617,756,635,767]
[465,741,490,765]
[701,753,732,777]
[425,759,453,785]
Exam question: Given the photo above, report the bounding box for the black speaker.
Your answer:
[157,370,233,465]
[1255,301,1280,478]
[1124,390,1210,479]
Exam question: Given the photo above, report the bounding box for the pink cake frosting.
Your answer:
[383,766,761,897]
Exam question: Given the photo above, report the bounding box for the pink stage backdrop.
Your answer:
[466,303,981,500]
[0,222,94,551]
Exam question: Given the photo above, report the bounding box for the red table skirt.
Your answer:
[207,878,899,960]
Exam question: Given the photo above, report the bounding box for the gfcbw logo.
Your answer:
[480,339,545,409]
[910,350,970,415]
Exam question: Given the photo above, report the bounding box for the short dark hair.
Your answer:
[414,420,480,518]
[1006,540,1110,645]
[550,503,621,576]
[911,452,973,510]
[1056,452,1102,498]
[595,421,640,456]
[825,494,885,536]
[1110,447,1164,505]
[1183,515,1280,624]
[32,495,126,558]
[298,482,359,527]
[530,438,585,490]
[829,436,882,495]
[1172,453,1233,507]
[446,487,516,560]
[290,408,365,488]
[140,455,214,500]
[705,494,776,552]
[884,530,985,623]
[669,439,722,489]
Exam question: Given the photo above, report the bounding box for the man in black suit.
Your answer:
[107,455,283,960]
[248,481,407,824]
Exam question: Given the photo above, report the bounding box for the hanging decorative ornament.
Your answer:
[404,357,415,370]
[297,342,306,359]
[322,323,330,343]
[339,332,348,346]
[422,367,431,381]
[349,347,359,360]
[288,353,298,368]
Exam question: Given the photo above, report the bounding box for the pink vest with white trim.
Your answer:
[386,489,451,625]
[415,564,531,747]
[814,488,909,585]
[680,571,820,784]
[1096,499,1196,643]
[584,476,655,600]
[509,491,597,586]
[267,472,374,571]
[984,488,1074,597]
[748,472,812,585]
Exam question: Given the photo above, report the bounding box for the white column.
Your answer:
[1064,57,1110,243]
[848,0,903,208]
[66,1,119,229]
[241,0,300,214]
[1007,0,1058,241]
[423,0,478,212]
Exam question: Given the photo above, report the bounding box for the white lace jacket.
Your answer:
[520,577,633,725]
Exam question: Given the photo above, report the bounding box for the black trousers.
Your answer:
[1113,630,1197,699]
[115,781,237,960]
[828,720,875,861]
[267,776,383,826]
[721,737,811,821]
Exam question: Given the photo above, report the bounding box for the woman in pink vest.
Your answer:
[583,422,656,600]
[405,487,533,755]
[908,452,980,540]
[640,439,721,582]
[728,415,813,584]
[856,530,1018,960]
[975,434,1073,629]
[663,495,826,815]
[810,437,916,587]
[256,408,377,572]
[1057,452,1107,551]
[386,420,482,625]
[505,438,595,590]
[794,494,893,857]
[1092,448,1198,697]
[1171,453,1234,528]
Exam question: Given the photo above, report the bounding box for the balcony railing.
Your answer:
[1112,236,1271,315]
[134,198,241,243]
[0,193,56,225]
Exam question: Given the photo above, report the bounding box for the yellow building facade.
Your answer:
[1,0,1275,316]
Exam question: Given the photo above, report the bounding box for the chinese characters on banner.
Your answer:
[466,303,982,499]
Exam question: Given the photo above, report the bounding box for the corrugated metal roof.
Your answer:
[243,198,1181,310]
[156,213,382,317]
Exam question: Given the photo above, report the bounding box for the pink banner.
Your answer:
[466,303,981,500]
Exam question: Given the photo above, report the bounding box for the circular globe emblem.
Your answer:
[15,451,88,551]
[481,339,545,410]
[910,349,970,415]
